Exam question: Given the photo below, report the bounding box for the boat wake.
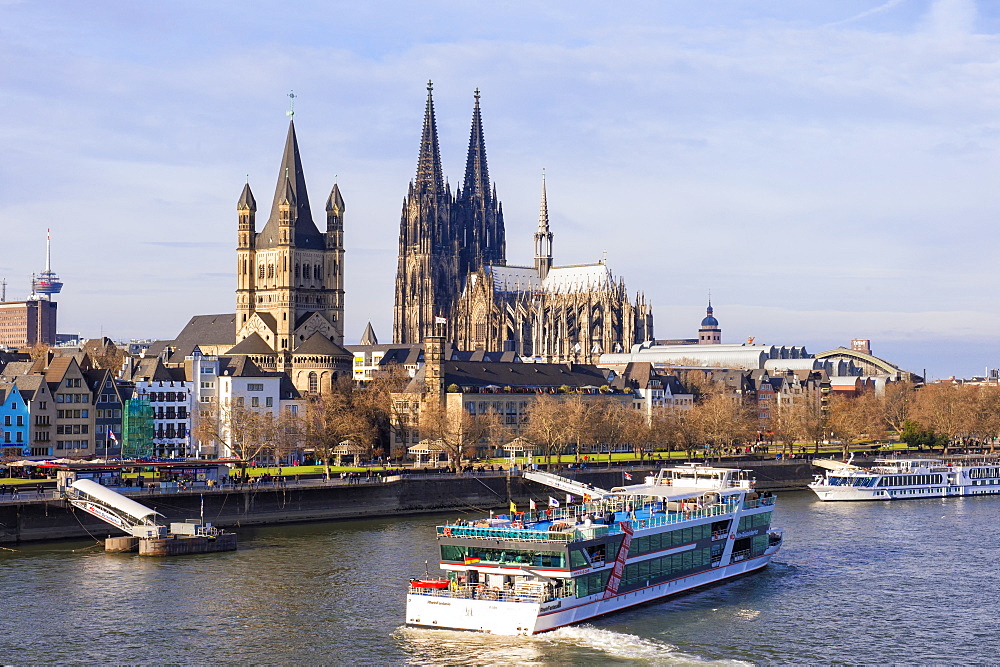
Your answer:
[395,624,748,665]
[543,625,747,665]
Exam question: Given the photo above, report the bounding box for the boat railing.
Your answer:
[437,525,577,542]
[742,495,776,510]
[439,499,743,542]
[730,548,752,563]
[408,583,559,604]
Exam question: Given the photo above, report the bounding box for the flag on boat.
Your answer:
[107,427,118,443]
[509,500,516,514]
[529,498,536,511]
[566,493,574,504]
[464,556,480,564]
[434,316,447,324]
[623,471,632,481]
[583,494,591,502]
[548,497,560,507]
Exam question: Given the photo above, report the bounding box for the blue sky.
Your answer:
[1,0,998,379]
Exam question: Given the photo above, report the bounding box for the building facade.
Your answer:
[453,176,653,362]
[0,300,57,348]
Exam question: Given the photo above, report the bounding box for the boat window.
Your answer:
[441,546,565,569]
[737,512,772,533]
[620,546,712,590]
[569,549,588,569]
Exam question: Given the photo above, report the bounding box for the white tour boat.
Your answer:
[808,456,1000,501]
[405,463,783,635]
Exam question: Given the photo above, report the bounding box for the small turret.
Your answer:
[237,182,256,250]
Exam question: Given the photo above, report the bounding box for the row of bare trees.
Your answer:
[827,382,1000,455]
[194,373,1000,469]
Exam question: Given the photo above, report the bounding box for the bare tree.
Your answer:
[193,397,274,471]
[525,394,571,465]
[299,389,375,479]
[690,393,755,458]
[418,400,493,470]
[591,399,635,466]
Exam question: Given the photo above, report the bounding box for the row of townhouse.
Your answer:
[123,347,303,459]
[0,345,303,461]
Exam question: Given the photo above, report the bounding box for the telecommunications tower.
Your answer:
[29,228,63,301]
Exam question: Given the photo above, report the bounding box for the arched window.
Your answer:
[308,372,318,393]
[258,264,265,279]
[267,264,275,279]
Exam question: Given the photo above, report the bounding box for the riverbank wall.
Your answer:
[0,461,812,545]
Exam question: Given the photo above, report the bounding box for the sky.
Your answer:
[1,0,998,380]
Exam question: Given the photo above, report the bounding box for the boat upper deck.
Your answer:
[438,492,775,544]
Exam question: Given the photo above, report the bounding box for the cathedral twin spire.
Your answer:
[394,82,507,344]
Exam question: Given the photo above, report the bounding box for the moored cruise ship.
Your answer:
[808,457,1000,501]
[405,464,783,635]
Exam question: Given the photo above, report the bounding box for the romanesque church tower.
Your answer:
[393,83,505,344]
[235,119,345,357]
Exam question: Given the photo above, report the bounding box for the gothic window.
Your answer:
[308,372,318,393]
[314,264,321,280]
[258,264,265,279]
[295,263,299,280]
[268,264,275,279]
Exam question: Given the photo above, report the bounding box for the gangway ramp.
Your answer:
[66,479,164,538]
[812,458,862,472]
[523,470,612,500]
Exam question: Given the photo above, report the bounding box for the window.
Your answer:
[265,397,273,407]
[308,372,318,393]
[202,367,214,374]
[16,416,22,426]
[236,397,244,406]
[251,396,259,407]
[247,383,264,391]
[201,381,214,389]
[81,410,88,418]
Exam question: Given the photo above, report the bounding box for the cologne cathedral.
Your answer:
[394,83,654,362]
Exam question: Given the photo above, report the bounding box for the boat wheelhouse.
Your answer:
[405,464,783,635]
[808,456,1000,501]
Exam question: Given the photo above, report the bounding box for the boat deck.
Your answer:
[439,495,775,543]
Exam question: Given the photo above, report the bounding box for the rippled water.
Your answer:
[2,491,998,664]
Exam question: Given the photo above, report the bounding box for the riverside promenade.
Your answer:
[0,460,813,545]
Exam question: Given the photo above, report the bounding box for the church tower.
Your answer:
[394,82,458,344]
[698,299,721,344]
[455,89,505,277]
[236,119,345,353]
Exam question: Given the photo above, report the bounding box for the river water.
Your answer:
[2,490,997,664]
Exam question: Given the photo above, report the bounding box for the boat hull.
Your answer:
[406,551,776,635]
